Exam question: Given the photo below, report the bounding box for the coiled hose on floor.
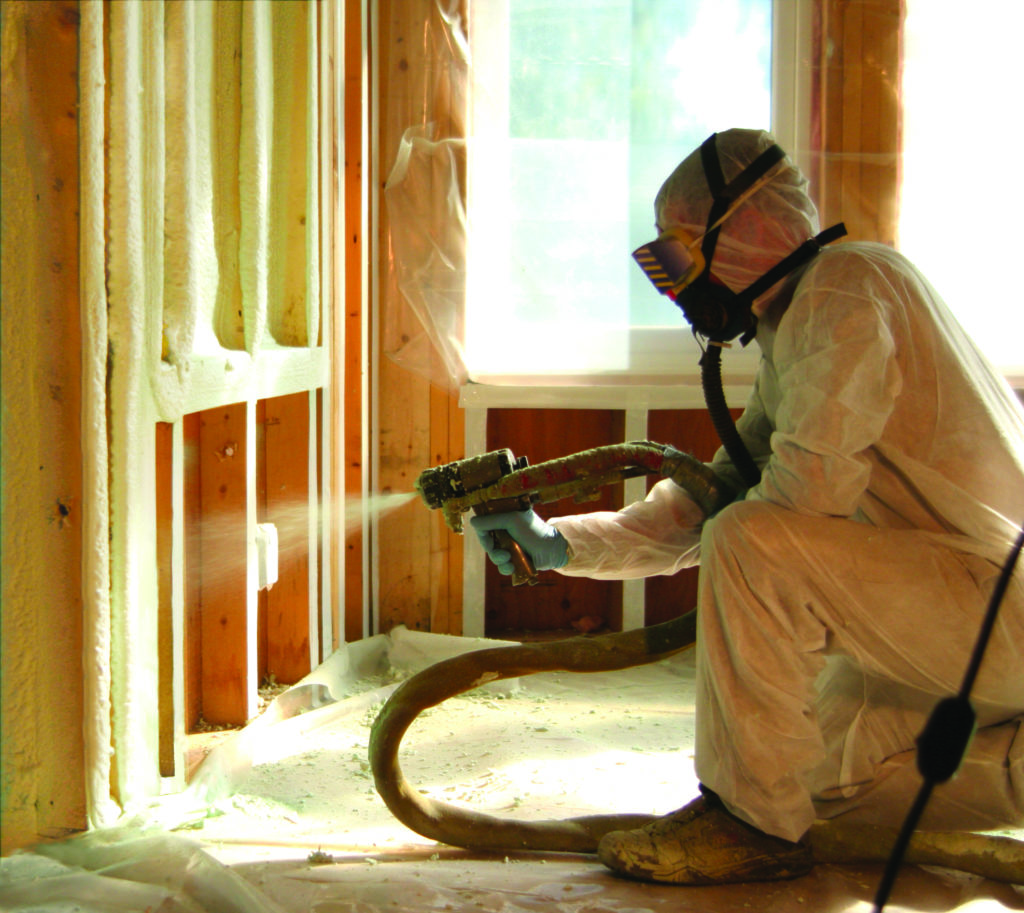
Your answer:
[368,619,1024,882]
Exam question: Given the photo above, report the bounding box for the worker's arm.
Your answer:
[548,479,707,579]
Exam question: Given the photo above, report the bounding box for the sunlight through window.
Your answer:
[467,0,775,381]
[899,0,1024,381]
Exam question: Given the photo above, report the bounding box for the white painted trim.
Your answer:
[460,382,751,412]
[462,407,489,637]
[772,0,815,176]
[367,0,380,638]
[621,409,649,632]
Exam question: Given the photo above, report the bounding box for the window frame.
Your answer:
[463,0,814,403]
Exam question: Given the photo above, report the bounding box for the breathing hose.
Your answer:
[700,343,761,489]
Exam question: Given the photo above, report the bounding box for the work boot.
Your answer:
[597,791,814,885]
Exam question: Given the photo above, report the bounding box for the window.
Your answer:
[899,0,1024,383]
[466,0,796,385]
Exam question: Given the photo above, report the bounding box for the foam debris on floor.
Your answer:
[2,627,1022,912]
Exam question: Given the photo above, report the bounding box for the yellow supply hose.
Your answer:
[369,617,1024,883]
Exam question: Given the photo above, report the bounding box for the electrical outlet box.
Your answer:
[256,522,279,590]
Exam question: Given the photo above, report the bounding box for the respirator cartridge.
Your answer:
[631,227,705,301]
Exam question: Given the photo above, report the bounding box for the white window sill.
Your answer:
[460,379,752,411]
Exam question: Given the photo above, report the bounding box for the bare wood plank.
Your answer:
[447,386,465,635]
[315,389,325,657]
[428,380,450,634]
[343,0,365,643]
[263,392,312,683]
[819,2,847,229]
[156,422,175,776]
[815,0,902,241]
[198,403,249,725]
[377,356,433,633]
[374,0,449,635]
[864,0,901,245]
[183,412,202,732]
[427,379,465,634]
[256,399,269,687]
[325,0,346,651]
[840,2,866,239]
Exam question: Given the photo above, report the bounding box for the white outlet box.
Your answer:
[256,522,279,590]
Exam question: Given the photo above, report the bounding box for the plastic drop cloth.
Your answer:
[5,635,1022,913]
[0,627,520,913]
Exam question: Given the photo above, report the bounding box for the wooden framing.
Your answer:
[0,0,89,846]
[342,0,367,644]
[813,0,903,243]
[261,393,317,686]
[369,0,466,637]
[484,409,626,635]
[89,0,341,807]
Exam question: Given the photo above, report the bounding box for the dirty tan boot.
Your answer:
[597,793,814,885]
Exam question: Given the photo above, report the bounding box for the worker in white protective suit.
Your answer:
[471,128,1024,885]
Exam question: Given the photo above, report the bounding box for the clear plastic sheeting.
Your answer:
[384,127,470,387]
[0,627,524,913]
[0,830,286,913]
[379,0,471,387]
[170,627,520,823]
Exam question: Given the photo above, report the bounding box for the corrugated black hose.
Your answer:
[700,343,761,489]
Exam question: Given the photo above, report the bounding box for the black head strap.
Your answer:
[736,222,848,345]
[699,134,787,265]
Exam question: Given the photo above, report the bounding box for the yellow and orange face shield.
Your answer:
[631,227,706,301]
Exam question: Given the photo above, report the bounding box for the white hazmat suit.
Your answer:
[549,129,1024,844]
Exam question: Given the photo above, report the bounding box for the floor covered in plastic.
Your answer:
[2,627,1022,912]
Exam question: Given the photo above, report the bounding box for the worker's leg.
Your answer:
[813,709,1024,830]
[694,501,1024,843]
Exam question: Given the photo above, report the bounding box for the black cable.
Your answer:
[872,526,1024,912]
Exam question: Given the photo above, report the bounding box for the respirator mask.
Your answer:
[633,134,847,346]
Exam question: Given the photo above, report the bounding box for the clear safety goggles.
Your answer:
[631,227,707,300]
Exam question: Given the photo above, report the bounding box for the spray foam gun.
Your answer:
[414,440,735,586]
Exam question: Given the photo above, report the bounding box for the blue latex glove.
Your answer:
[469,509,569,575]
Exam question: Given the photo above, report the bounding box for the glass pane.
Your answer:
[468,0,772,377]
[899,0,1024,378]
